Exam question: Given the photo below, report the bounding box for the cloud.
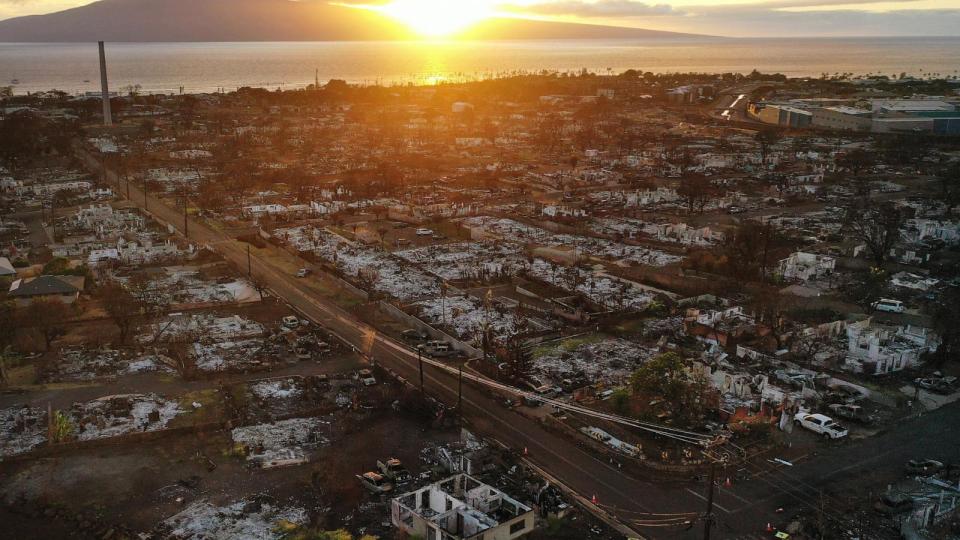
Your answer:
[501,0,680,17]
[671,6,960,36]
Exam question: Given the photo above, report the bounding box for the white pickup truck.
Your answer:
[794,412,848,440]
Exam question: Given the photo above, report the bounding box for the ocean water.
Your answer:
[2,37,959,95]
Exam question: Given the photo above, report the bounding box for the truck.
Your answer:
[377,458,412,485]
[357,471,392,494]
[417,340,454,358]
[794,412,848,440]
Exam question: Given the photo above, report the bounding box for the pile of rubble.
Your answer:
[279,226,439,301]
[414,295,520,344]
[45,348,175,382]
[533,337,657,388]
[192,339,274,372]
[70,393,183,441]
[156,498,307,539]
[527,259,654,310]
[231,417,329,468]
[395,241,525,281]
[139,314,265,344]
[0,406,47,457]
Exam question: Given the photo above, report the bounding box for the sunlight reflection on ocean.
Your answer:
[2,38,959,95]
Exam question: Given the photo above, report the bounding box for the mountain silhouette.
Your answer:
[0,0,704,42]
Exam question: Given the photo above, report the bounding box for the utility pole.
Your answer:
[703,461,716,540]
[122,153,129,200]
[818,490,825,539]
[458,364,463,425]
[418,347,424,392]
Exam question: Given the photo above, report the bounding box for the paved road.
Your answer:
[77,147,952,539]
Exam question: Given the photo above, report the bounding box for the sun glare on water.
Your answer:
[379,0,495,37]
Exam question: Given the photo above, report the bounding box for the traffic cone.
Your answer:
[766,523,774,533]
[724,477,732,488]
[591,494,598,505]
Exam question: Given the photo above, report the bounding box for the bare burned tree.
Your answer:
[497,335,534,385]
[843,201,906,266]
[250,273,268,301]
[99,280,140,345]
[23,298,72,351]
[936,162,960,218]
[677,175,713,214]
[755,128,781,165]
[163,329,200,380]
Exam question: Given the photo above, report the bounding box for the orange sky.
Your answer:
[2,0,960,37]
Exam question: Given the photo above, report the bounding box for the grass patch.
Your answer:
[610,318,646,336]
[532,333,605,359]
[170,389,224,427]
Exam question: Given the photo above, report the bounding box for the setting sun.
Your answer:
[377,0,494,37]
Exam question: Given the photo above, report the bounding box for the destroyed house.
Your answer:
[844,319,938,375]
[777,251,836,282]
[392,474,534,540]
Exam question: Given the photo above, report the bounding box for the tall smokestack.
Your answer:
[98,41,112,125]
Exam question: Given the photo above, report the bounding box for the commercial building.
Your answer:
[871,117,935,134]
[811,106,873,132]
[748,103,813,128]
[391,474,535,540]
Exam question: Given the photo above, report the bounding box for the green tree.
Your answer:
[630,352,688,403]
[609,389,630,414]
[51,410,74,443]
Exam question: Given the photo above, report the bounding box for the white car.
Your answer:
[415,228,433,236]
[794,412,848,439]
[295,268,311,278]
[872,298,905,313]
[282,315,300,329]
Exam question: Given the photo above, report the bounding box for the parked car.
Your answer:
[871,298,906,313]
[794,412,848,439]
[905,459,945,476]
[415,228,433,236]
[282,315,300,329]
[417,340,453,358]
[827,403,874,424]
[295,268,311,278]
[357,472,392,493]
[401,329,429,342]
[377,458,412,485]
[914,375,957,395]
[874,492,913,516]
[358,368,377,386]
